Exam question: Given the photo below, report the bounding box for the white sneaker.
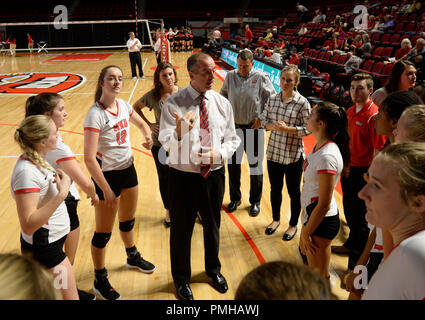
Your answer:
[133,77,137,80]
[140,76,146,80]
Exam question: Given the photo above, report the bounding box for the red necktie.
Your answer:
[199,94,211,179]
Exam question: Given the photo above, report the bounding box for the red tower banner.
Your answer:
[160,34,171,63]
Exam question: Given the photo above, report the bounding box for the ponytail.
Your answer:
[316,102,351,175]
[15,115,55,172]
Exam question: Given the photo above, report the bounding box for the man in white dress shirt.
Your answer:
[159,52,240,300]
[126,32,144,80]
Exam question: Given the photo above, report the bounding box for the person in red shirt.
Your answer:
[332,73,386,275]
[288,48,300,65]
[27,33,34,54]
[6,36,16,56]
[245,24,253,46]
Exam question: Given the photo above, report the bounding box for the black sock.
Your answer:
[95,268,107,280]
[126,245,138,258]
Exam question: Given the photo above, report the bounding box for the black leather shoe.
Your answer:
[249,203,260,217]
[207,273,228,293]
[164,220,171,228]
[282,226,297,241]
[175,283,194,300]
[226,200,241,213]
[265,221,280,235]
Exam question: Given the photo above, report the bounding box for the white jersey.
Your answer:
[363,230,425,300]
[10,156,70,245]
[301,142,343,224]
[368,223,384,253]
[84,99,134,172]
[45,132,81,200]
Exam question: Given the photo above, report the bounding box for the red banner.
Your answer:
[160,34,170,63]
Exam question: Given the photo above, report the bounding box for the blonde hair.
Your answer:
[282,64,301,90]
[14,115,55,172]
[401,105,425,142]
[0,253,61,300]
[375,142,425,203]
[235,261,337,300]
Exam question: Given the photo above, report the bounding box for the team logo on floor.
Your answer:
[0,72,86,94]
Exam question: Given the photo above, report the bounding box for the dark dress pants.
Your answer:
[168,167,225,285]
[227,127,264,205]
[341,166,370,270]
[151,145,169,210]
[129,51,143,77]
[267,158,303,226]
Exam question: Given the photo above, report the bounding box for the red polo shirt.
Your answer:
[347,99,387,167]
[245,28,253,41]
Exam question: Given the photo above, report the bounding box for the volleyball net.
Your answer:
[0,19,164,52]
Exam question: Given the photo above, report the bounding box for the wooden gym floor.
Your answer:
[0,49,350,300]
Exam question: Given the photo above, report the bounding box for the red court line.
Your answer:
[222,204,266,265]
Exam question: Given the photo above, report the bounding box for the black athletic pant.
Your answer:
[227,127,264,205]
[267,158,303,225]
[168,167,225,285]
[129,51,143,77]
[151,145,169,210]
[341,166,370,270]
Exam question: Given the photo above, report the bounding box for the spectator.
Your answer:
[405,38,425,70]
[344,48,363,74]
[271,48,283,64]
[298,23,308,36]
[312,9,326,24]
[371,16,385,33]
[264,29,273,41]
[381,15,395,32]
[361,34,372,55]
[245,24,253,46]
[372,60,417,107]
[288,47,300,65]
[325,32,342,51]
[393,38,412,61]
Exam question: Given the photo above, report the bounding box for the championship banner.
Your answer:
[160,34,171,63]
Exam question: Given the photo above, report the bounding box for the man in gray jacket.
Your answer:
[220,49,276,216]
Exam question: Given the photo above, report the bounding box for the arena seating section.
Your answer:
[1,0,424,108]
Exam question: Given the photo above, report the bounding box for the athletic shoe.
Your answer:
[132,77,137,80]
[93,277,121,300]
[77,288,96,300]
[126,252,156,273]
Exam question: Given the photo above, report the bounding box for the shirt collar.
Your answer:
[188,83,210,101]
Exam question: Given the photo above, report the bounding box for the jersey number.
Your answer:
[116,130,127,145]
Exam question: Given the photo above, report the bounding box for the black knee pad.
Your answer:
[91,232,112,249]
[119,218,135,232]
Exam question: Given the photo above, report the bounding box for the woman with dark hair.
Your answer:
[300,102,350,279]
[133,62,181,227]
[371,60,417,107]
[84,65,155,300]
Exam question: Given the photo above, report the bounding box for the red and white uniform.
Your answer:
[10,156,70,245]
[363,230,425,300]
[45,132,81,200]
[301,141,343,224]
[83,98,134,171]
[368,223,384,253]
